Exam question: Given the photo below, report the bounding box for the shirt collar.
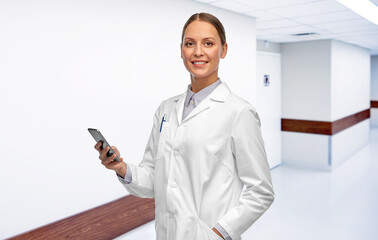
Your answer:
[184,79,222,107]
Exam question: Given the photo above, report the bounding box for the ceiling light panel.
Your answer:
[337,0,378,25]
[370,0,378,7]
[266,1,348,18]
[234,0,320,10]
[209,0,257,13]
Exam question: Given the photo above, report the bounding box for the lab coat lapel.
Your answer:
[182,83,231,123]
[182,98,212,122]
[174,93,186,126]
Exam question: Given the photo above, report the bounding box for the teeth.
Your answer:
[193,62,207,64]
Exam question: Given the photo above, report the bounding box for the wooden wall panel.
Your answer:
[281,119,332,135]
[332,109,370,134]
[282,109,370,135]
[8,195,155,240]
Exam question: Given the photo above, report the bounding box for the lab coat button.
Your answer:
[173,150,179,157]
[169,181,177,188]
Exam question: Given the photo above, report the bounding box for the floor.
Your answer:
[117,128,378,240]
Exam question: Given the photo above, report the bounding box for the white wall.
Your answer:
[0,0,257,238]
[371,56,378,100]
[256,40,280,54]
[371,109,378,127]
[331,41,370,121]
[331,119,370,168]
[281,40,331,121]
[371,56,378,127]
[281,40,370,170]
[256,51,281,169]
[282,132,330,170]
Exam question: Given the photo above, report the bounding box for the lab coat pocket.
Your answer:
[197,218,224,240]
[156,122,169,160]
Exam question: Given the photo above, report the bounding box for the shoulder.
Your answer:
[225,89,258,115]
[224,88,260,127]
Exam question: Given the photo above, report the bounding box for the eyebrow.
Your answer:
[184,37,216,41]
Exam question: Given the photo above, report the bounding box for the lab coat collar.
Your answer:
[209,82,231,102]
[174,82,231,125]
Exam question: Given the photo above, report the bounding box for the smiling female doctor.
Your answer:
[95,13,274,240]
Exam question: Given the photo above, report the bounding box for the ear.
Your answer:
[180,43,183,59]
[220,43,228,59]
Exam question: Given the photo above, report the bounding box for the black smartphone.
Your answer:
[88,128,121,162]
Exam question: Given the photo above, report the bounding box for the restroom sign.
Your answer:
[264,75,270,86]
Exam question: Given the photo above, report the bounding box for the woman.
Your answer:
[95,13,274,240]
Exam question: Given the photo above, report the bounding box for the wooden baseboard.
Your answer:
[371,101,378,108]
[7,195,155,240]
[282,109,370,135]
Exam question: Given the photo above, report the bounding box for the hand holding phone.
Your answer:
[88,128,121,162]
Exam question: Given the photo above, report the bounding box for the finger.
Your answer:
[99,146,110,161]
[111,146,120,156]
[94,141,103,152]
[104,157,125,170]
[103,158,120,168]
[101,153,117,166]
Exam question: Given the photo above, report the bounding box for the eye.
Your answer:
[204,41,213,47]
[185,42,194,47]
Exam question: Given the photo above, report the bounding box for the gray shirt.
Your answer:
[182,79,222,120]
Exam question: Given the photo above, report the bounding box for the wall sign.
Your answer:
[264,74,270,86]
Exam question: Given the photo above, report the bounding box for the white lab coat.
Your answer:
[120,83,274,240]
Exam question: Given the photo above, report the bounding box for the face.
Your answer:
[181,20,227,82]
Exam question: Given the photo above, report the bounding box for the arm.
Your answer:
[118,106,161,198]
[217,105,275,239]
[95,106,161,198]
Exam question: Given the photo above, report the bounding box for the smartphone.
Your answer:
[88,128,121,162]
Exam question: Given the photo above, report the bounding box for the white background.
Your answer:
[0,0,259,238]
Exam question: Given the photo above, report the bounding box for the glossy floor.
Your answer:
[117,128,378,240]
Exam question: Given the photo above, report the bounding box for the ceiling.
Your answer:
[193,0,378,55]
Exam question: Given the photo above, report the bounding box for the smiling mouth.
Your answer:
[191,61,208,65]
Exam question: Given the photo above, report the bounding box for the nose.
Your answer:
[194,44,204,57]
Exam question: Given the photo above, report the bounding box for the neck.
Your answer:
[190,73,219,93]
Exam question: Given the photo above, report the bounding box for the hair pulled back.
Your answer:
[181,13,226,46]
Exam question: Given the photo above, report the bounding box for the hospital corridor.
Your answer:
[1,0,378,239]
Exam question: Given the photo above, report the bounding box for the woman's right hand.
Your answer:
[94,141,127,178]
